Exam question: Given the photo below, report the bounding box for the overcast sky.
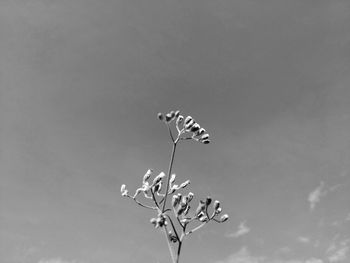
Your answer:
[1,1,350,263]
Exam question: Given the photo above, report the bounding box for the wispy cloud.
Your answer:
[297,236,311,244]
[214,247,324,263]
[308,181,327,211]
[38,258,85,263]
[327,239,350,263]
[226,221,251,238]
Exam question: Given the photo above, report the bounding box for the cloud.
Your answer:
[226,221,251,238]
[327,239,350,263]
[38,258,85,263]
[297,236,311,244]
[308,181,327,211]
[214,247,324,263]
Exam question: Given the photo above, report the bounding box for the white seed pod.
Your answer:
[190,123,200,133]
[196,201,206,215]
[176,115,184,125]
[184,116,193,124]
[157,113,164,121]
[199,215,208,222]
[200,134,209,141]
[177,205,186,216]
[202,139,210,144]
[152,172,165,186]
[172,195,180,208]
[120,184,128,196]
[174,110,180,118]
[170,111,175,118]
[213,200,220,211]
[143,169,153,183]
[153,181,162,193]
[184,119,195,131]
[195,128,206,136]
[183,205,190,215]
[169,173,176,185]
[179,180,190,189]
[165,113,172,122]
[150,218,157,226]
[215,207,222,214]
[220,214,229,222]
[205,196,212,206]
[180,218,191,224]
[187,192,194,202]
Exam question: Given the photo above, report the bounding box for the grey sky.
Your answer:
[1,1,350,263]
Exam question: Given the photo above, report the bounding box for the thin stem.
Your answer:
[161,142,177,212]
[128,196,158,210]
[185,222,207,235]
[163,226,177,263]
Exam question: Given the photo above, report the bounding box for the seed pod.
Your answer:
[205,196,212,206]
[195,201,206,215]
[176,115,184,125]
[169,173,176,185]
[174,110,180,118]
[183,205,190,215]
[220,214,229,222]
[143,169,153,183]
[172,195,180,208]
[195,128,206,136]
[185,116,193,124]
[179,180,190,189]
[165,113,172,122]
[157,113,164,121]
[213,200,220,211]
[152,172,165,186]
[190,123,200,133]
[170,111,175,118]
[150,218,157,226]
[153,181,162,193]
[168,231,177,243]
[201,134,209,141]
[202,139,210,144]
[187,192,194,202]
[120,184,128,196]
[216,207,222,214]
[199,215,208,222]
[184,119,195,130]
[177,205,186,216]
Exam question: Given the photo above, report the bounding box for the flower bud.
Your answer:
[216,207,222,214]
[213,200,220,211]
[177,205,186,216]
[183,205,190,215]
[170,111,175,118]
[120,184,128,196]
[202,139,210,144]
[175,110,180,118]
[143,169,153,183]
[205,196,212,206]
[179,180,190,189]
[157,112,164,121]
[220,214,229,222]
[180,218,191,224]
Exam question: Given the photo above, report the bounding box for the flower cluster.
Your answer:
[120,110,227,263]
[157,110,210,144]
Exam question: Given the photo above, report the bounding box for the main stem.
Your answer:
[162,142,177,212]
[162,141,178,263]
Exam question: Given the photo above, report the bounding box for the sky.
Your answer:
[1,0,350,263]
